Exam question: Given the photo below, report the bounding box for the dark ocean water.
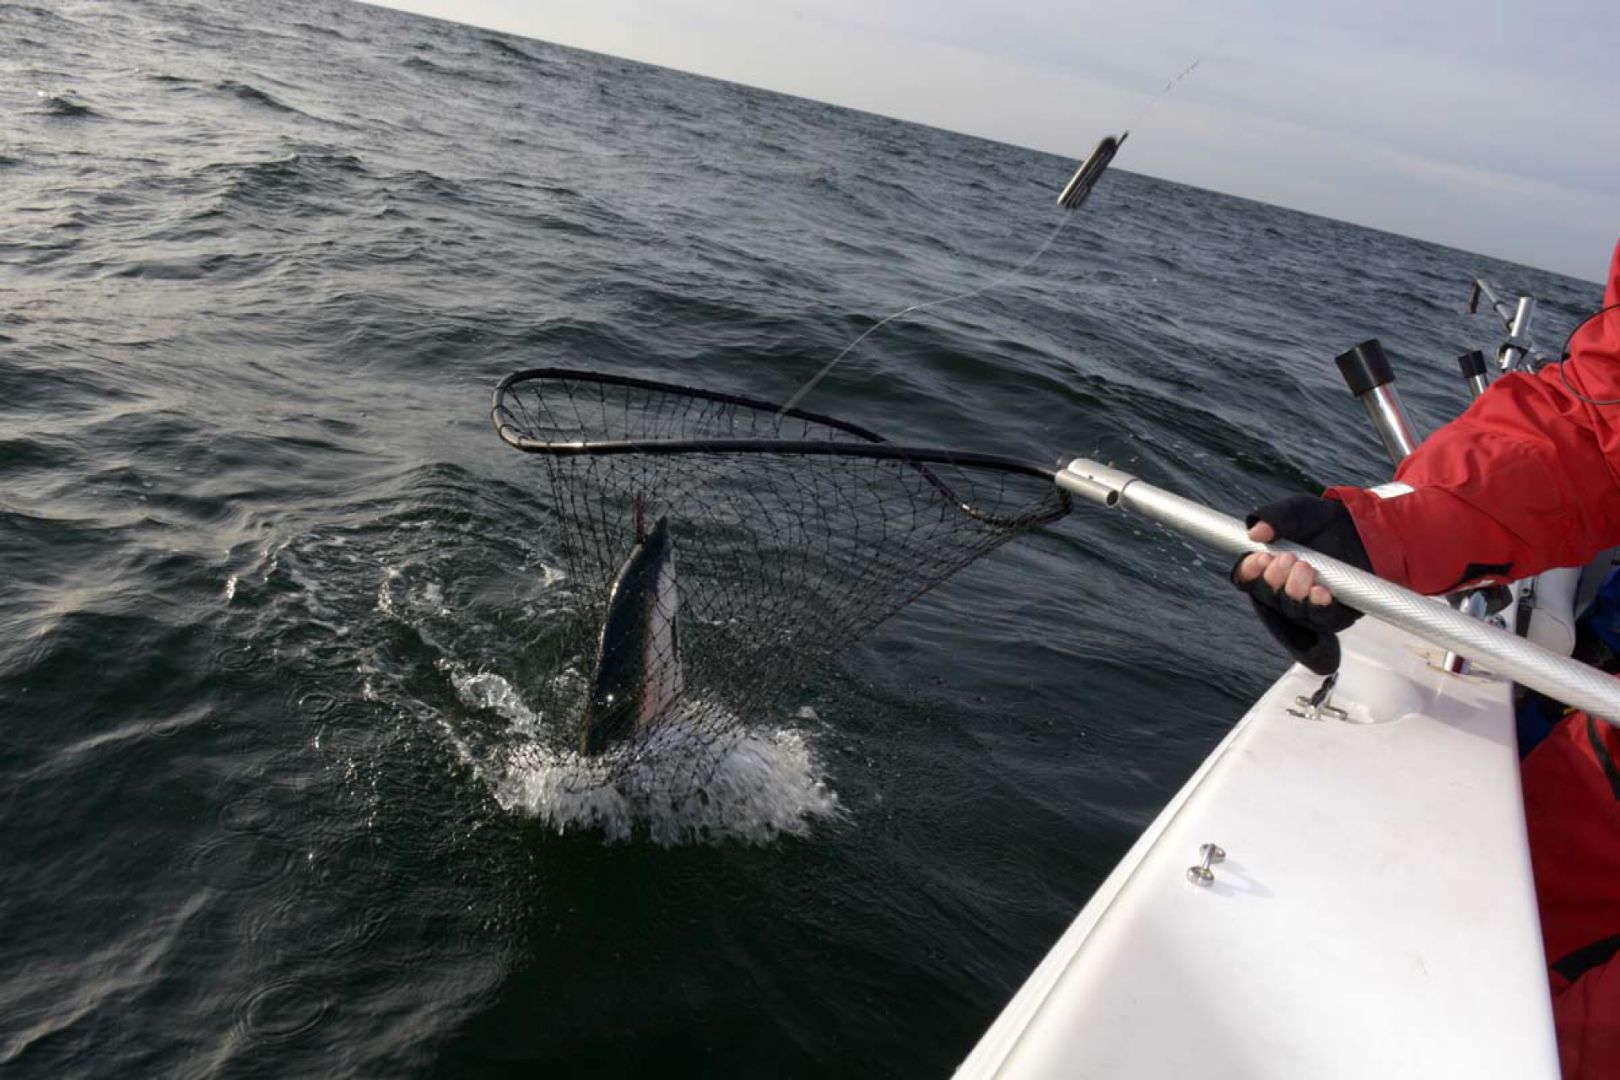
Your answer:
[0,0,1605,1075]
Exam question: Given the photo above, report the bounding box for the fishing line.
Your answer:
[775,212,1076,417]
[1127,56,1202,130]
[776,56,1204,420]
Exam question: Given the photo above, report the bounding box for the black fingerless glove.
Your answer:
[1231,494,1374,676]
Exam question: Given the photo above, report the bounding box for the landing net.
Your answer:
[490,369,1070,801]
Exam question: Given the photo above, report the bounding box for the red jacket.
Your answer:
[1324,242,1620,1080]
[1329,241,1620,595]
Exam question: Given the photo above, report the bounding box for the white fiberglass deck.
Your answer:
[959,618,1559,1079]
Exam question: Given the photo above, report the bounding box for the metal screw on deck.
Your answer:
[1186,843,1225,886]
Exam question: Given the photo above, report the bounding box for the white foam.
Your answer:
[375,565,400,615]
[444,664,545,737]
[417,581,446,614]
[375,564,452,620]
[487,700,841,846]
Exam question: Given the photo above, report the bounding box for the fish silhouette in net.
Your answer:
[581,510,683,755]
[491,369,1071,795]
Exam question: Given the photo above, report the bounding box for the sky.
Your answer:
[367,0,1618,281]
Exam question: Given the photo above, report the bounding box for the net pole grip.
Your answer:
[1056,458,1620,726]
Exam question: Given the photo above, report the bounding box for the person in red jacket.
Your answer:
[1235,239,1620,1078]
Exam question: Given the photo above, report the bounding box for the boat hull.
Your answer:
[958,617,1559,1079]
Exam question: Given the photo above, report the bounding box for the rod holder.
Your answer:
[1336,339,1421,463]
[1457,350,1489,400]
[1498,297,1537,373]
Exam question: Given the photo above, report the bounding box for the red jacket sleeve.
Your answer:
[1325,240,1620,596]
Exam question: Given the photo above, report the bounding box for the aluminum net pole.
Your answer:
[1058,458,1620,726]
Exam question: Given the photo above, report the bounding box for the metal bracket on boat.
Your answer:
[1186,843,1225,887]
[1469,277,1514,327]
[1496,297,1540,373]
[1287,673,1348,722]
[1470,280,1548,371]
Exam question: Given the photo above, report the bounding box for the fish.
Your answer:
[581,516,683,755]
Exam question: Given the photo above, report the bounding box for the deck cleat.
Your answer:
[1287,672,1348,722]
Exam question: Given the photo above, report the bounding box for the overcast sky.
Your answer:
[368,0,1617,281]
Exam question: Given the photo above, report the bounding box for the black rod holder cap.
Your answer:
[1336,339,1395,397]
[1457,350,1488,378]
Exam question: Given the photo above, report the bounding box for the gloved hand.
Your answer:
[1231,494,1374,675]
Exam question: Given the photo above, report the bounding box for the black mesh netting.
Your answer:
[490,369,1071,798]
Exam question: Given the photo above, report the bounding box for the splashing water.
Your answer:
[447,665,547,735]
[227,471,842,848]
[444,666,841,845]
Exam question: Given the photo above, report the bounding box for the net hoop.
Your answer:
[492,368,1072,528]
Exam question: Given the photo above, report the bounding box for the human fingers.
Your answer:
[1247,521,1276,543]
[1262,551,1297,592]
[1284,558,1316,602]
[1235,552,1272,583]
[1308,584,1335,606]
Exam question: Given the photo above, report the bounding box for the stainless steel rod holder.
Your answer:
[1500,297,1537,373]
[1458,350,1490,401]
[1359,386,1421,462]
[1336,339,1484,671]
[1336,339,1422,465]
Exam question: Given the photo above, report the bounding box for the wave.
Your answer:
[383,166,465,201]
[215,79,301,115]
[0,3,85,28]
[291,20,350,40]
[483,36,538,62]
[482,35,559,75]
[196,151,369,213]
[402,54,506,87]
[35,93,101,119]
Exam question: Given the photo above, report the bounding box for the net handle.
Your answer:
[1058,457,1620,726]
